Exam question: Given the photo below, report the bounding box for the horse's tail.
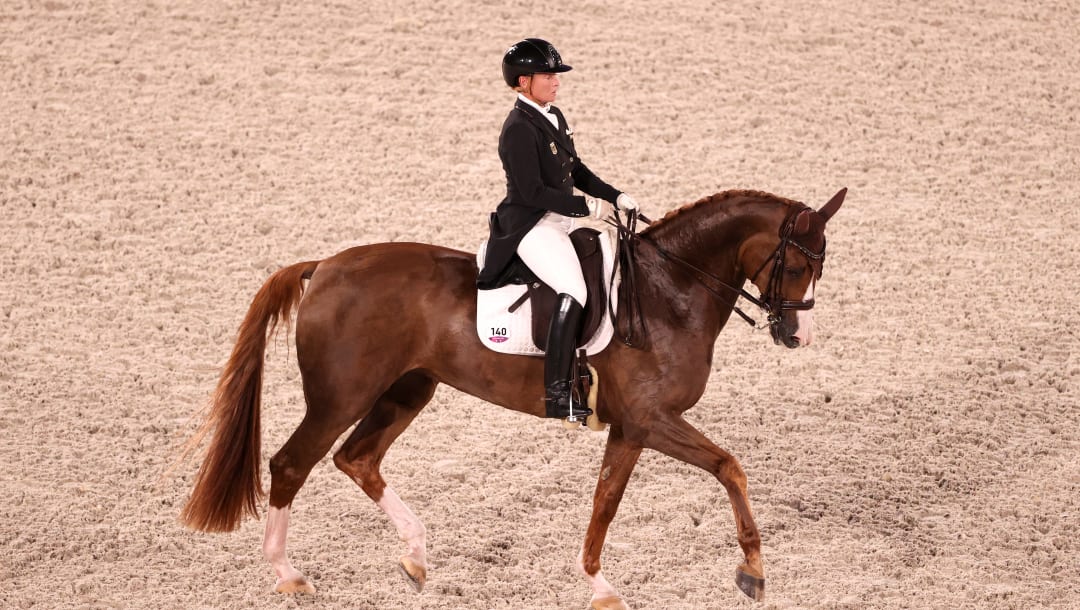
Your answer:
[179,259,320,532]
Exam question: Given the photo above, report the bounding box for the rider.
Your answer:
[476,38,640,422]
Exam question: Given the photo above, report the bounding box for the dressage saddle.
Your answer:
[504,227,608,351]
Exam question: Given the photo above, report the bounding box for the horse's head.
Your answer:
[740,188,845,348]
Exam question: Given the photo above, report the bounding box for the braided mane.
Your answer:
[641,189,803,235]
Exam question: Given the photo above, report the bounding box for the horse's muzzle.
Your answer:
[770,323,802,349]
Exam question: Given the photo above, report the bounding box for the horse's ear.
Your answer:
[818,187,847,222]
[794,209,811,235]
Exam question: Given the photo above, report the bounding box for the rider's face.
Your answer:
[520,73,559,106]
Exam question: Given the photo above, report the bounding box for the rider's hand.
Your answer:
[586,197,614,219]
[617,193,640,212]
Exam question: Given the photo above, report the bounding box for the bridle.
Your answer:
[744,204,825,326]
[606,204,826,348]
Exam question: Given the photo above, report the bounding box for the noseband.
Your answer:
[607,205,826,347]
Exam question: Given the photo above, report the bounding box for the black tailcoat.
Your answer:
[476,99,621,289]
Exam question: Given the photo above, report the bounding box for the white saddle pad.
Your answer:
[476,228,619,357]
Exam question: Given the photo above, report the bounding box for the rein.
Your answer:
[605,204,824,348]
[606,209,650,348]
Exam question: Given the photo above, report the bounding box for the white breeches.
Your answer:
[516,212,587,305]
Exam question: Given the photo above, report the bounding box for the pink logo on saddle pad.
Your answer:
[488,336,508,343]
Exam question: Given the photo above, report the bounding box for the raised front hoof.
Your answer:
[591,595,630,610]
[398,555,426,593]
[735,565,765,602]
[274,576,315,595]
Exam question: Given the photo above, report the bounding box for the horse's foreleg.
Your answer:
[333,372,435,592]
[579,425,642,610]
[643,414,764,601]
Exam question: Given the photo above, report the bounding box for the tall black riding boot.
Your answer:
[543,293,592,420]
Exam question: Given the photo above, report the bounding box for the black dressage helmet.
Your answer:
[502,38,573,87]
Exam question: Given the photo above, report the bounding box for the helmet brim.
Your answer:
[520,64,573,75]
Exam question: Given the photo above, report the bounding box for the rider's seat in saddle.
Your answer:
[521,228,606,350]
[476,227,615,354]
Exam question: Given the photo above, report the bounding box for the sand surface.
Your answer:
[2,1,1079,608]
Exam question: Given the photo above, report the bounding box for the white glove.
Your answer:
[617,193,639,212]
[586,197,614,219]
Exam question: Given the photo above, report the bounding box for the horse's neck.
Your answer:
[646,202,769,282]
[638,202,777,336]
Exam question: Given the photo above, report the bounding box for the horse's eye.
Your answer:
[784,266,803,279]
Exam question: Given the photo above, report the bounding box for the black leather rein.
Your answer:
[605,205,825,348]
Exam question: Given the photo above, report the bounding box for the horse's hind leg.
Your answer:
[264,504,312,593]
[263,408,364,594]
[332,370,437,592]
[261,356,384,595]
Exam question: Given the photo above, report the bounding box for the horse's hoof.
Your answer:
[398,555,426,593]
[735,565,765,601]
[274,576,316,595]
[591,595,630,610]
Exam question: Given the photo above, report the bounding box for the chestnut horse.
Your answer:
[181,188,845,608]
